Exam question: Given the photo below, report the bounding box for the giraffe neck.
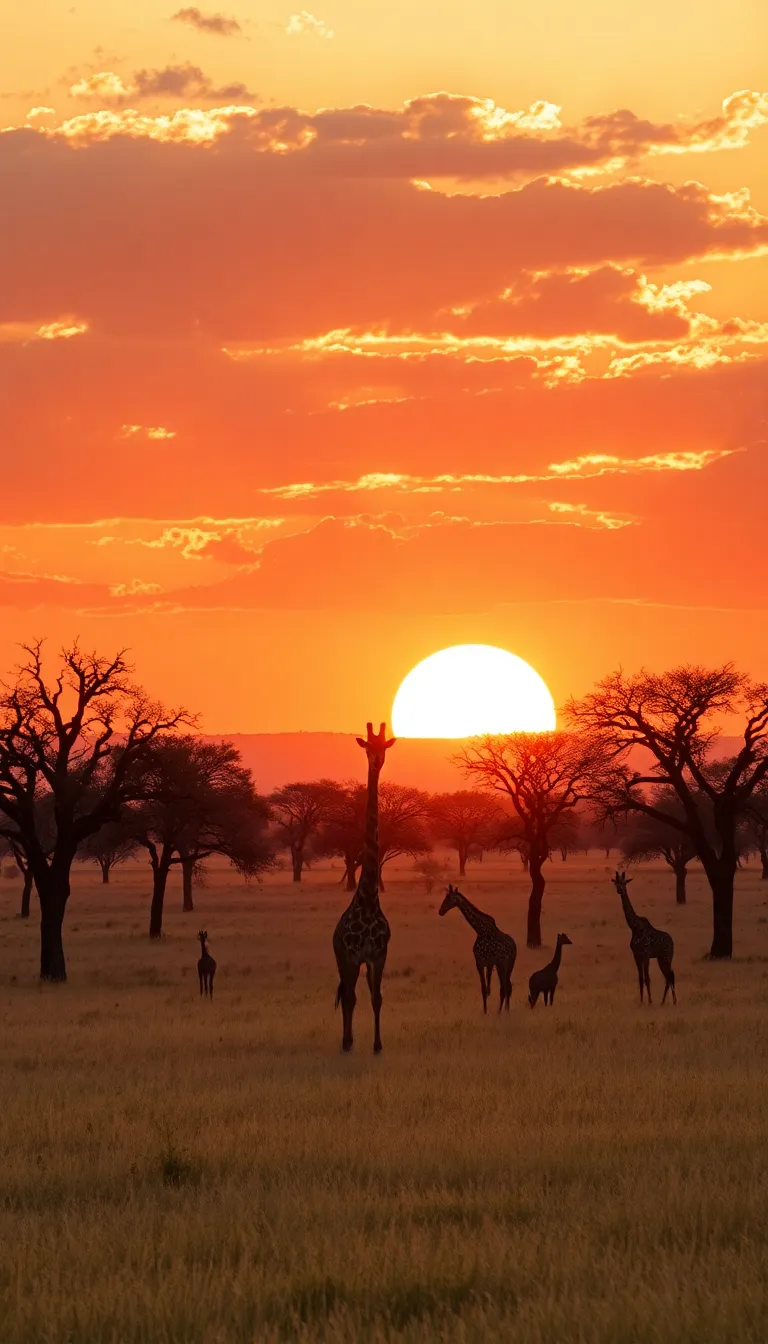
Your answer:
[454,893,494,935]
[354,756,382,911]
[618,887,644,932]
[551,939,563,972]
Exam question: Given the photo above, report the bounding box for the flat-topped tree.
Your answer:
[0,641,193,980]
[455,731,607,948]
[568,665,768,958]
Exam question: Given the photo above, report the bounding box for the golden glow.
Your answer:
[391,644,556,738]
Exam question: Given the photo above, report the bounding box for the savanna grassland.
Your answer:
[2,855,768,1344]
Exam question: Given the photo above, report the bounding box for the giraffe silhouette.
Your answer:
[528,932,572,1008]
[438,885,517,1013]
[333,723,395,1053]
[197,929,216,998]
[612,870,676,1005]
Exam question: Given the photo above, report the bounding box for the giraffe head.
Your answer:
[557,933,573,947]
[438,884,462,915]
[197,928,208,947]
[611,870,632,896]
[356,722,396,772]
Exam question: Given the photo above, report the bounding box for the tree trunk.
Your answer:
[149,851,173,938]
[760,845,768,881]
[378,865,386,894]
[706,863,735,959]
[37,873,70,982]
[291,847,303,882]
[181,855,195,911]
[673,861,687,905]
[98,858,111,884]
[20,869,33,919]
[343,856,358,892]
[527,852,546,948]
[458,844,467,878]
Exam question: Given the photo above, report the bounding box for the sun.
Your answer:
[391,644,556,738]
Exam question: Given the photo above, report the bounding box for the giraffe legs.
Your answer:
[475,960,489,1013]
[633,951,648,1004]
[658,957,677,1005]
[497,963,512,1013]
[366,955,387,1054]
[643,960,652,1004]
[336,960,360,1052]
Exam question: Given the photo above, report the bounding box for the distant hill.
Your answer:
[208,732,747,793]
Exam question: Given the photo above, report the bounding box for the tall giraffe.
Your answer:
[333,722,395,1053]
[612,870,676,1005]
[438,885,517,1013]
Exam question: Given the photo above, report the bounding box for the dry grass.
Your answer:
[2,854,768,1343]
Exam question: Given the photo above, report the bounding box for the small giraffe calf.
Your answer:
[528,933,572,1008]
[197,929,216,999]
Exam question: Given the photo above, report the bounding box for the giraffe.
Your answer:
[528,932,572,1008]
[438,885,517,1013]
[197,929,216,998]
[333,722,395,1053]
[612,870,676,1005]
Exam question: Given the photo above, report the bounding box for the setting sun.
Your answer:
[391,644,556,738]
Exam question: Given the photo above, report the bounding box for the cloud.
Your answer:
[42,87,767,178]
[548,449,738,477]
[286,11,334,39]
[69,64,256,105]
[171,8,242,36]
[259,450,736,501]
[120,424,177,439]
[2,125,765,347]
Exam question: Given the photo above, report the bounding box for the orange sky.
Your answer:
[1,2,767,730]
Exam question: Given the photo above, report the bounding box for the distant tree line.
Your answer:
[1,644,767,977]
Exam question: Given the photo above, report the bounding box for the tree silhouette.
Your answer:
[131,736,274,937]
[377,782,432,890]
[568,664,768,958]
[78,819,139,884]
[455,731,606,947]
[742,780,768,880]
[269,780,341,882]
[620,788,699,904]
[0,642,192,980]
[427,790,503,876]
[314,780,432,891]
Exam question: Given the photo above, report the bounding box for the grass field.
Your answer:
[2,853,768,1343]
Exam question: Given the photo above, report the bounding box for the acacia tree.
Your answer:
[568,664,768,958]
[427,790,503,876]
[456,731,607,947]
[377,782,432,890]
[131,736,274,937]
[78,819,139,884]
[620,789,699,904]
[0,642,192,980]
[269,780,340,882]
[313,781,366,891]
[314,781,432,891]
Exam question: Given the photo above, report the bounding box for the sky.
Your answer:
[1,1,767,731]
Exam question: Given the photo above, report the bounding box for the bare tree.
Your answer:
[269,780,341,882]
[78,819,139,884]
[620,789,699,904]
[427,790,503,876]
[455,732,607,947]
[0,642,192,980]
[568,664,768,958]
